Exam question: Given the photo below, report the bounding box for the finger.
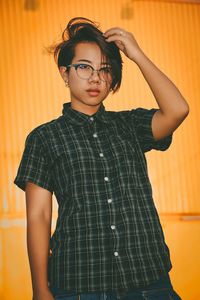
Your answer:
[105,34,126,43]
[103,27,124,35]
[114,40,125,51]
[103,27,126,37]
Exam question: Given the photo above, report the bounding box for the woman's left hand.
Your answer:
[103,27,142,62]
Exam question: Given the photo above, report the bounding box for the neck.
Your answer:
[70,102,102,116]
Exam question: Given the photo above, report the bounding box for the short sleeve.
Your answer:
[130,108,173,153]
[14,130,54,193]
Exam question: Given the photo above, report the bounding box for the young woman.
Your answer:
[14,17,189,300]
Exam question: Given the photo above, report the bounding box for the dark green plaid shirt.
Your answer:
[14,101,173,294]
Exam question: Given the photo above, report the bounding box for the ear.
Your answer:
[59,66,68,81]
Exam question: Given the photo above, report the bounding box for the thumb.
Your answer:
[114,40,125,51]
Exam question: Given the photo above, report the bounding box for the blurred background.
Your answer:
[0,0,200,299]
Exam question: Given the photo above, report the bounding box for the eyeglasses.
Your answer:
[66,63,112,82]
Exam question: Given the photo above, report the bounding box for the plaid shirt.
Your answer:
[14,101,173,294]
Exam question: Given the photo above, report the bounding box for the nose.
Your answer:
[88,70,101,83]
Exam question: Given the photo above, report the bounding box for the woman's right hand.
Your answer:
[33,289,55,300]
[25,182,54,300]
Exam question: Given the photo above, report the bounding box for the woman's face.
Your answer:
[60,42,112,115]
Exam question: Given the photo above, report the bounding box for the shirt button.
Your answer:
[111,225,116,230]
[104,177,109,181]
[107,199,112,203]
[99,153,104,157]
[93,133,98,138]
[90,117,94,121]
[114,251,119,256]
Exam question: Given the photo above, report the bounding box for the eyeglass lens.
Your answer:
[76,65,111,81]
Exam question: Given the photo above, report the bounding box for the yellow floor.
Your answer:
[0,215,199,300]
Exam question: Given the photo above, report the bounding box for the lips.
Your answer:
[86,89,100,96]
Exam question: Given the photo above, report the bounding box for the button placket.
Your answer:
[92,131,103,158]
[90,121,118,259]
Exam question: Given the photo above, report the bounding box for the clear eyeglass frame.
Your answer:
[66,63,112,82]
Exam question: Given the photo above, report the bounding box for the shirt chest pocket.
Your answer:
[49,142,99,194]
[108,133,137,175]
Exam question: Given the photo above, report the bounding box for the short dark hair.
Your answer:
[48,17,123,93]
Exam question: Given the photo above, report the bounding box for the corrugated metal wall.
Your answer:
[0,1,200,299]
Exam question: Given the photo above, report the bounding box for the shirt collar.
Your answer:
[62,101,111,126]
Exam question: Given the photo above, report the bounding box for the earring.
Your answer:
[65,81,69,87]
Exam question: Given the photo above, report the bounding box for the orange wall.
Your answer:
[0,1,200,299]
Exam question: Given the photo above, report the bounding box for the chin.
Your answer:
[83,98,104,105]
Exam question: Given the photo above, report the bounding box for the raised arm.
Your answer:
[103,27,189,140]
[25,182,54,300]
[130,49,189,141]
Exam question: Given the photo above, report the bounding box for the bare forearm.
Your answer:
[27,217,51,296]
[134,49,189,118]
[104,27,189,139]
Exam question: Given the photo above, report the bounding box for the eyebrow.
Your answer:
[77,59,111,66]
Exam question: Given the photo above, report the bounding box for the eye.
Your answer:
[77,64,91,70]
[100,67,112,73]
